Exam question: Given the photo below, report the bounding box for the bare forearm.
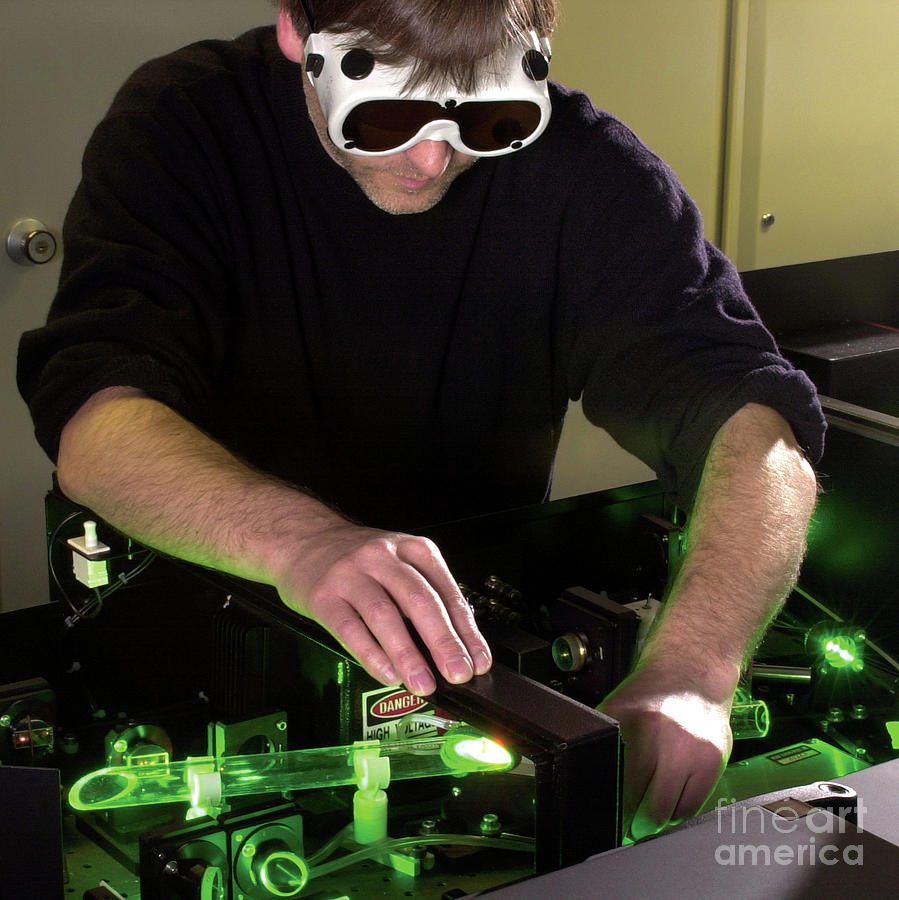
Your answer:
[56,386,491,694]
[56,386,338,585]
[643,402,818,685]
[599,402,819,837]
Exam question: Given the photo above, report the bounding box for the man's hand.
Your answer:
[599,659,735,840]
[274,521,492,695]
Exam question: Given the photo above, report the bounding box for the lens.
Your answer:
[343,99,446,152]
[342,99,544,153]
[454,100,543,151]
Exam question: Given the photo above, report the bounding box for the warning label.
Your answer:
[361,686,439,741]
[767,745,821,766]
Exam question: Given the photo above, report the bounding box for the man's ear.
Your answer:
[276,7,306,63]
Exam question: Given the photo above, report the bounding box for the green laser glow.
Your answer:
[823,636,858,669]
[441,729,515,770]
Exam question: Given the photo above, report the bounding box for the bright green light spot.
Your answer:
[454,738,512,766]
[440,729,514,772]
[823,636,857,669]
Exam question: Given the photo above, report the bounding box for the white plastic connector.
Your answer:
[67,520,110,588]
[187,758,223,819]
[624,595,663,660]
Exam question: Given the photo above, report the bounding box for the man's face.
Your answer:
[301,76,478,215]
[277,12,478,215]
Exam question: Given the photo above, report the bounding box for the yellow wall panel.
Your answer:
[723,0,899,270]
[551,0,731,241]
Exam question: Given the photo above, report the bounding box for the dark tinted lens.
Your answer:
[454,101,543,151]
[342,99,543,153]
[343,99,445,151]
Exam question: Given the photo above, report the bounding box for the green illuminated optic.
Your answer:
[730,691,770,740]
[68,731,516,813]
[440,727,515,771]
[260,850,308,897]
[132,750,170,767]
[823,636,858,669]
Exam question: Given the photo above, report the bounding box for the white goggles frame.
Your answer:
[303,29,552,157]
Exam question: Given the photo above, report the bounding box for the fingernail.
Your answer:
[445,655,474,684]
[408,666,436,696]
[472,648,492,675]
[381,664,400,686]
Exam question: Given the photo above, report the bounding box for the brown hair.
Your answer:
[277,0,557,93]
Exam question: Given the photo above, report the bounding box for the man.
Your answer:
[17,0,823,839]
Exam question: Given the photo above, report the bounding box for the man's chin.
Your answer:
[350,174,453,215]
[365,184,453,215]
[346,158,477,215]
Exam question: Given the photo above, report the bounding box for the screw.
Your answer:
[480,813,501,836]
[419,818,438,835]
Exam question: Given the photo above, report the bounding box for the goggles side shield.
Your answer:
[304,30,552,157]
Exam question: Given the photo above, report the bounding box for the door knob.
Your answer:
[6,218,58,265]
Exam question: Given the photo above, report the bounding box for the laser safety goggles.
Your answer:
[303,29,552,157]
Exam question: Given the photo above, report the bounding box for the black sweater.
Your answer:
[17,27,825,529]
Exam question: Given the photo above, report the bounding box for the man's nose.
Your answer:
[404,140,453,178]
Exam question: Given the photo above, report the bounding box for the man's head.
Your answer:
[280,1,556,87]
[276,0,556,215]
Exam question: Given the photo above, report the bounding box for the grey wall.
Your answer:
[1,2,272,611]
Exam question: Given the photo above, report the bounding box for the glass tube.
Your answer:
[730,693,770,740]
[69,729,515,812]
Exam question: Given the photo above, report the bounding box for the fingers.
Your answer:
[629,747,725,840]
[289,530,491,696]
[600,675,732,841]
[319,583,407,687]
[393,537,492,675]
